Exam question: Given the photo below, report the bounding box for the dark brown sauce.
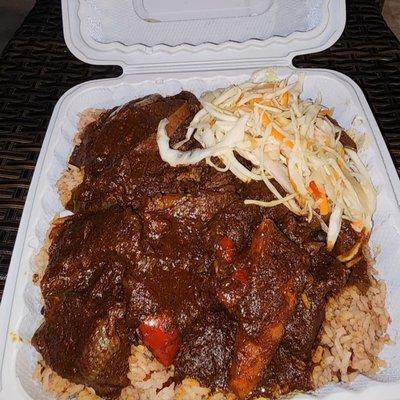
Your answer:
[32,92,370,399]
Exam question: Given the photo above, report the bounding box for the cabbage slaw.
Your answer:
[157,70,376,251]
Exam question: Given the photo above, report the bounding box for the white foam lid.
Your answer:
[62,0,346,74]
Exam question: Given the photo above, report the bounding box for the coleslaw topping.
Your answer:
[157,70,376,250]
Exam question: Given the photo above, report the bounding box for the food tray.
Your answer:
[1,0,400,399]
[0,67,400,400]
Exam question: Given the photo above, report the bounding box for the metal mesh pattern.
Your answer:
[0,0,399,299]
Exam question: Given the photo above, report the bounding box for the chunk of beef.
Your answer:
[240,180,277,202]
[304,242,349,292]
[78,303,131,395]
[202,180,274,268]
[228,218,311,398]
[255,241,348,397]
[204,200,263,256]
[264,204,317,246]
[140,179,241,275]
[32,296,130,399]
[175,312,237,390]
[254,347,312,399]
[145,186,237,225]
[347,257,371,293]
[70,92,198,170]
[69,108,116,167]
[67,92,201,212]
[33,207,141,398]
[33,295,94,381]
[123,264,216,334]
[41,207,141,299]
[265,203,364,262]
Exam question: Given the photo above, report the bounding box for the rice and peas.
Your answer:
[33,71,391,400]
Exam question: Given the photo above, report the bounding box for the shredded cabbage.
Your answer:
[156,69,377,249]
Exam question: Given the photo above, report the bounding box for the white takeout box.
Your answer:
[1,1,400,399]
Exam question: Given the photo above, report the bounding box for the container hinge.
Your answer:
[122,57,294,76]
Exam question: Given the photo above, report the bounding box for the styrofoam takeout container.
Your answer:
[1,1,400,399]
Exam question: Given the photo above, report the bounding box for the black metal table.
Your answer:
[0,0,400,300]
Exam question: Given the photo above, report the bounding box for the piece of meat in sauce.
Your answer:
[123,264,216,335]
[33,207,143,398]
[223,218,311,398]
[255,243,348,398]
[67,92,202,212]
[347,257,371,294]
[204,180,274,257]
[175,311,237,390]
[140,188,240,279]
[40,207,141,299]
[123,183,241,365]
[256,247,348,397]
[266,204,365,264]
[32,295,130,399]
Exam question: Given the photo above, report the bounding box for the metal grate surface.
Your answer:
[0,0,399,299]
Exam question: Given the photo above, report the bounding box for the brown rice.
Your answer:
[312,272,390,387]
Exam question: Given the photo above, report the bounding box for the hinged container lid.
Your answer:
[62,0,345,75]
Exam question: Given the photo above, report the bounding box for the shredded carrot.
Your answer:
[332,169,340,180]
[262,113,271,126]
[319,108,333,117]
[281,92,289,106]
[262,100,273,107]
[248,98,263,107]
[301,138,308,150]
[271,128,284,142]
[319,194,330,215]
[309,180,323,199]
[338,147,346,167]
[284,139,294,149]
[247,135,258,149]
[296,196,306,207]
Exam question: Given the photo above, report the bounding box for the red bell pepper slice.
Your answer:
[139,313,180,367]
